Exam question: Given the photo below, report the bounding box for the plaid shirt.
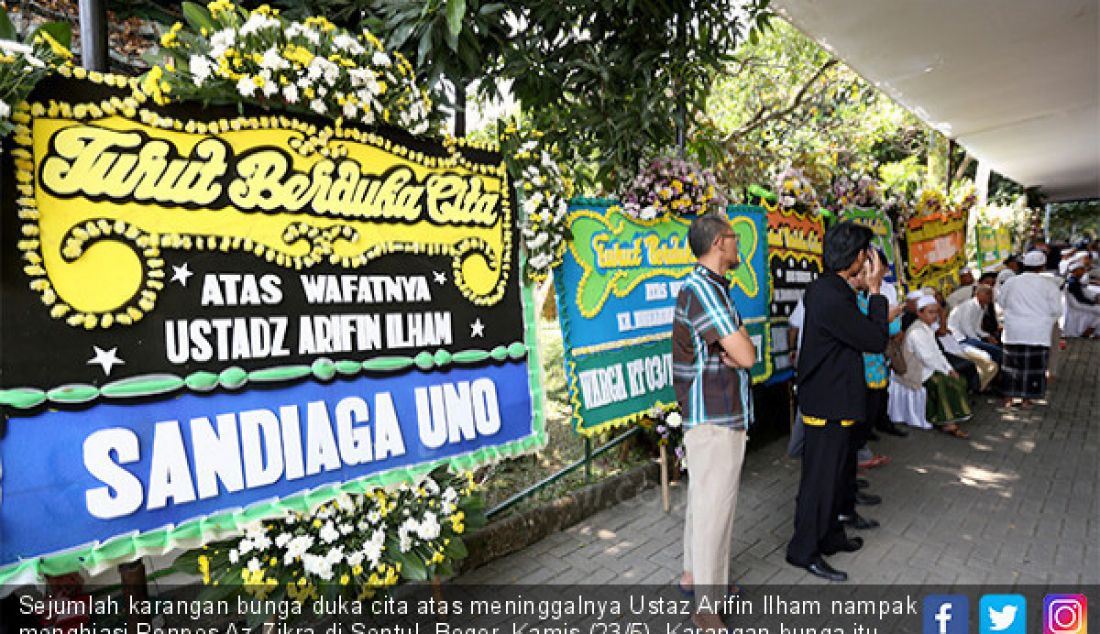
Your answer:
[672,265,752,429]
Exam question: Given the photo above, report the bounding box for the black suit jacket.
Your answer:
[796,272,889,421]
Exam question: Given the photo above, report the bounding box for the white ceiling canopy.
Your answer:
[773,0,1100,201]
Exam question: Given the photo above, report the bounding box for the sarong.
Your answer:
[924,373,971,424]
[1002,344,1049,399]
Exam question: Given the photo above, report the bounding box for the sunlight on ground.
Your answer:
[957,465,1018,495]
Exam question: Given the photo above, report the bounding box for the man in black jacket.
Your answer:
[786,222,889,582]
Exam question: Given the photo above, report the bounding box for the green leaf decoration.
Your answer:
[445,0,467,38]
[181,2,215,33]
[0,8,17,42]
[28,21,72,49]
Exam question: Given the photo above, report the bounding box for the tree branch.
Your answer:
[723,58,839,142]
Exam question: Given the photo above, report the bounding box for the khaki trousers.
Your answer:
[683,424,747,612]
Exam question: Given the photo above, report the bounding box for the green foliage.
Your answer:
[702,18,927,198]
[504,0,771,192]
[1048,200,1100,241]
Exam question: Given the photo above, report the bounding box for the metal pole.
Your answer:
[78,0,109,71]
[583,437,593,483]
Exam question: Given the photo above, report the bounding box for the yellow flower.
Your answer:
[207,0,234,18]
[283,45,314,67]
[340,574,350,586]
[197,554,211,585]
[38,31,74,59]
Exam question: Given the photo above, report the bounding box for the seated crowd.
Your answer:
[790,238,1099,467]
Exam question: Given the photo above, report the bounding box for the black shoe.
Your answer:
[822,536,864,555]
[855,491,882,506]
[878,424,908,437]
[843,513,880,530]
[867,431,881,441]
[856,478,870,489]
[787,555,848,582]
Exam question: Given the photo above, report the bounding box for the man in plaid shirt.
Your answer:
[672,214,756,630]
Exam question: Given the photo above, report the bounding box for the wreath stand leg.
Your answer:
[118,560,150,634]
[659,444,670,513]
[431,575,445,614]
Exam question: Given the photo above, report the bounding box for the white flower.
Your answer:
[442,487,458,503]
[666,412,683,428]
[189,55,213,86]
[342,101,357,118]
[261,77,279,97]
[527,233,549,250]
[339,522,353,535]
[529,253,552,270]
[333,33,364,55]
[283,535,313,564]
[274,532,292,548]
[239,13,279,37]
[228,549,240,564]
[286,23,320,45]
[310,99,326,114]
[236,76,258,97]
[397,518,418,553]
[416,512,441,540]
[208,29,236,58]
[23,53,44,68]
[366,510,382,524]
[0,40,33,55]
[319,520,340,544]
[282,83,299,103]
[247,558,262,572]
[324,547,344,566]
[237,538,254,555]
[301,553,333,580]
[372,51,391,67]
[347,68,372,87]
[260,47,289,71]
[363,529,385,566]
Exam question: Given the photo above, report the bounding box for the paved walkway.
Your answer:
[459,339,1100,586]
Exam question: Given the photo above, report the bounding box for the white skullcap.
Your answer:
[1068,254,1088,270]
[959,267,972,275]
[917,295,939,311]
[1023,250,1046,267]
[906,290,924,301]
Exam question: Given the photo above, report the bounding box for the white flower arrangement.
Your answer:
[176,467,483,619]
[0,17,73,148]
[773,167,819,212]
[499,120,573,282]
[150,2,432,135]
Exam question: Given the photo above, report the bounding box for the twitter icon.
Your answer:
[981,595,1027,634]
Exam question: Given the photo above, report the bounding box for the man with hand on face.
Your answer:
[672,214,756,632]
[786,222,889,582]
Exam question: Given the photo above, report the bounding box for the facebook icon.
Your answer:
[924,595,970,634]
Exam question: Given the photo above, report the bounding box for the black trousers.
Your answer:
[840,389,885,516]
[946,352,980,393]
[787,422,851,564]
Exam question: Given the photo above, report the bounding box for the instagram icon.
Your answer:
[1045,595,1088,634]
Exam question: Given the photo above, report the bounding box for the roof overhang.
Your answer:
[773,0,1100,201]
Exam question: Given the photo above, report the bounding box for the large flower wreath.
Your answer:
[498,120,573,282]
[151,2,432,135]
[772,167,819,213]
[0,11,73,145]
[620,154,727,221]
[173,467,485,622]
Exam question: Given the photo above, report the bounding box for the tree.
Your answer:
[500,0,770,192]
[700,18,928,197]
